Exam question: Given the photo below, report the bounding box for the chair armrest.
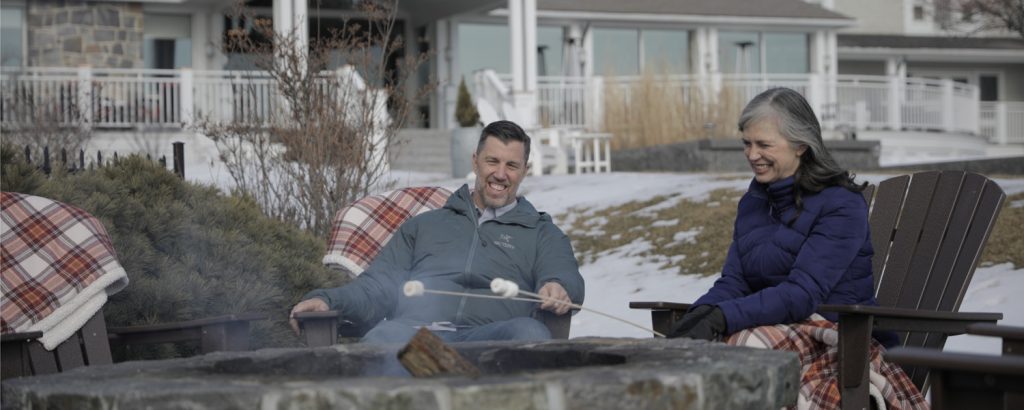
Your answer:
[819,304,1002,334]
[628,301,692,336]
[885,346,1024,376]
[967,323,1024,356]
[629,301,692,311]
[293,310,363,347]
[966,323,1024,340]
[0,331,43,343]
[108,312,267,352]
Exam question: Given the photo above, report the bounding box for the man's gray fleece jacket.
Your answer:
[304,184,584,328]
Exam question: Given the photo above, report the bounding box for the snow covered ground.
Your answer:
[384,169,1024,356]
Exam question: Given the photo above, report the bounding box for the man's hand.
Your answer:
[289,298,329,336]
[537,282,571,315]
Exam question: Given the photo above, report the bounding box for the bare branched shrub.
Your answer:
[198,1,432,238]
[602,68,744,150]
[1,76,92,167]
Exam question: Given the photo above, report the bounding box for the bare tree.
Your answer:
[1,76,92,168]
[198,1,432,238]
[936,0,1024,38]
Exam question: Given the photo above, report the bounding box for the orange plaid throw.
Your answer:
[1,192,129,350]
[727,315,928,410]
[322,187,452,278]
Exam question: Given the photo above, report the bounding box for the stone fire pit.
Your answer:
[2,337,799,409]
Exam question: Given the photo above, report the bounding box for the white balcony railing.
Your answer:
[980,101,1024,144]
[1,66,379,130]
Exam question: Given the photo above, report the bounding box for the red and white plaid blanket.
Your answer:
[322,187,452,278]
[1,192,129,350]
[727,314,928,410]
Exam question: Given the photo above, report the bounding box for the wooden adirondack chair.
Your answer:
[630,170,1006,409]
[294,186,572,346]
[0,192,266,379]
[885,324,1024,410]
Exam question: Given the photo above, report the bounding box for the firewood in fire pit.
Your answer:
[398,328,480,378]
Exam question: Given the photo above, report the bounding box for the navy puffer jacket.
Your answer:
[694,177,896,347]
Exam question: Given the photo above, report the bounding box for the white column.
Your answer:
[582,25,594,78]
[524,0,537,92]
[996,102,1008,145]
[273,0,293,39]
[293,0,308,59]
[509,0,525,92]
[565,24,583,77]
[180,68,194,126]
[433,19,458,129]
[209,9,228,69]
[691,28,706,77]
[190,11,207,70]
[706,28,721,97]
[810,31,826,75]
[942,79,955,132]
[77,65,93,130]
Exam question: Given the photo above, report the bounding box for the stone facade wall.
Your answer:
[27,1,144,68]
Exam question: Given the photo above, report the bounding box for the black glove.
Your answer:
[669,305,726,341]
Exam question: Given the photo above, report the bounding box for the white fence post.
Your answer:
[887,76,901,131]
[942,79,955,133]
[587,76,603,131]
[807,73,825,128]
[996,102,1008,145]
[180,68,194,127]
[77,65,92,130]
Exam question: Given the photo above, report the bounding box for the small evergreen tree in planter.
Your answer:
[451,77,482,178]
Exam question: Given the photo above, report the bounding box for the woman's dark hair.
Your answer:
[738,88,866,209]
[478,120,531,162]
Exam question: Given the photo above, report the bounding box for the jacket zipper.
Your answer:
[455,192,480,324]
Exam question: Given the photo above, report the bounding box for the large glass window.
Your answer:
[718,31,760,74]
[536,26,563,76]
[642,29,688,73]
[143,14,192,69]
[593,28,638,75]
[458,23,510,80]
[764,33,808,73]
[1,5,24,67]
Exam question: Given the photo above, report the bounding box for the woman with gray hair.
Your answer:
[669,88,926,409]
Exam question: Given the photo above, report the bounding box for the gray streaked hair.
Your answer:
[738,88,864,205]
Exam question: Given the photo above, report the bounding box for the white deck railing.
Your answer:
[1,67,377,130]
[980,101,1024,144]
[2,67,1017,145]
[514,73,993,140]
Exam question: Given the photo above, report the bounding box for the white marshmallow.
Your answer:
[490,278,519,298]
[403,280,425,297]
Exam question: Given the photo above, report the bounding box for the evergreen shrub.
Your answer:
[1,145,345,358]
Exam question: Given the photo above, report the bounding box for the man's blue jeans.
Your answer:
[360,316,552,344]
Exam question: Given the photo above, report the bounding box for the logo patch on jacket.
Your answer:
[494,233,515,250]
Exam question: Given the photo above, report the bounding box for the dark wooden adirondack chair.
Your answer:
[630,170,1006,409]
[1,192,266,379]
[1,311,265,379]
[885,324,1024,410]
[294,186,571,346]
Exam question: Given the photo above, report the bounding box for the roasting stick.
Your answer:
[403,280,666,338]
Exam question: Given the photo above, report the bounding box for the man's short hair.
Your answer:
[477,120,531,163]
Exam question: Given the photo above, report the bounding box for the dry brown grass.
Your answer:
[560,188,1021,277]
[560,188,743,276]
[980,192,1024,268]
[601,68,745,151]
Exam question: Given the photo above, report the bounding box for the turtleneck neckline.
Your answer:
[764,176,797,214]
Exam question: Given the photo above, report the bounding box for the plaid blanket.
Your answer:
[1,192,129,350]
[726,314,928,410]
[322,187,452,278]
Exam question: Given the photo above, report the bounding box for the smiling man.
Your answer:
[290,120,584,345]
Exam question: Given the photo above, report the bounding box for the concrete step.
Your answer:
[391,128,454,173]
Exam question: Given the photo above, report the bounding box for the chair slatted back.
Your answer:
[2,312,112,379]
[866,171,1005,386]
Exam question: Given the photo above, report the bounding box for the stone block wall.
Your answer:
[27,1,144,68]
